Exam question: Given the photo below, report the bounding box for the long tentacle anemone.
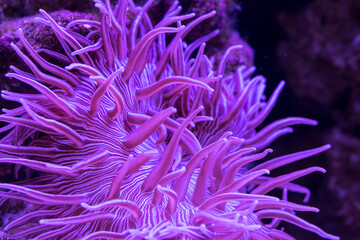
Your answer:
[0,0,338,239]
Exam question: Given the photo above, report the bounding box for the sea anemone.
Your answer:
[0,0,339,239]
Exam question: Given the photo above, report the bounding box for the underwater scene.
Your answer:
[0,0,356,239]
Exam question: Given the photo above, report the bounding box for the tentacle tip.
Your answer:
[279,80,286,87]
[80,202,89,209]
[310,119,318,126]
[38,219,46,225]
[39,9,46,14]
[266,148,273,153]
[9,42,16,49]
[303,194,311,203]
[225,131,233,136]
[4,73,12,78]
[3,225,11,232]
[324,144,331,150]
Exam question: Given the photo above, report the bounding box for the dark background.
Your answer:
[237,0,360,239]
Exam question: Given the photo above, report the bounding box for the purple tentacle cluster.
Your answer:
[0,0,339,239]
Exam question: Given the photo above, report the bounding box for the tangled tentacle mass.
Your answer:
[0,0,339,239]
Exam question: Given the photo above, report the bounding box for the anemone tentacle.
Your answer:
[0,1,338,239]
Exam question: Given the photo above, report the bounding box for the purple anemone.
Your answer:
[0,0,339,239]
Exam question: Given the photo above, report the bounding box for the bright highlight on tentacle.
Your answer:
[157,185,178,214]
[142,106,203,192]
[0,183,89,204]
[251,167,326,195]
[122,26,185,82]
[198,193,279,211]
[5,73,73,116]
[136,76,213,101]
[39,212,115,225]
[21,99,85,147]
[89,68,123,116]
[81,200,142,220]
[10,43,75,95]
[121,107,176,149]
[256,210,340,240]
